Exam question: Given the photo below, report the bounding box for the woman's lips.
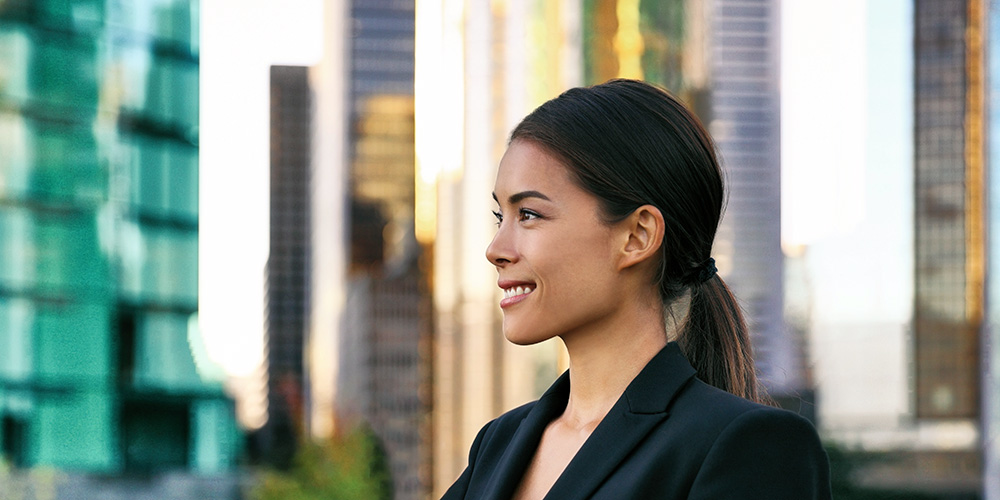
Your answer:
[498,281,535,308]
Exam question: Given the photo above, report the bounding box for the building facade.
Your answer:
[261,65,312,468]
[0,0,238,488]
[904,0,983,490]
[338,1,430,498]
[704,0,798,395]
[914,0,983,423]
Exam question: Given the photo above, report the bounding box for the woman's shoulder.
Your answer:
[680,382,831,498]
[678,377,803,420]
[667,377,821,448]
[662,379,830,498]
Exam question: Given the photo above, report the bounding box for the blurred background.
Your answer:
[0,0,998,498]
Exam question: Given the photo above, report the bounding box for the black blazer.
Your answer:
[442,342,831,499]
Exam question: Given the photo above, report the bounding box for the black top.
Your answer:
[442,342,832,499]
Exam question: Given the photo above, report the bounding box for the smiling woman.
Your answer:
[488,142,625,348]
[443,80,831,500]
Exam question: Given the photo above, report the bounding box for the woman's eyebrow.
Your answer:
[492,190,552,204]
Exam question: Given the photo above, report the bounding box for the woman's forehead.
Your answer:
[494,142,572,195]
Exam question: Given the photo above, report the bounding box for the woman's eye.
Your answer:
[492,210,503,226]
[518,209,540,221]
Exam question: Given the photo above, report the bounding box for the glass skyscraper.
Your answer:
[914,0,982,422]
[340,1,429,498]
[262,64,311,469]
[0,0,237,482]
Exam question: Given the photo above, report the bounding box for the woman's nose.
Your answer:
[485,226,514,266]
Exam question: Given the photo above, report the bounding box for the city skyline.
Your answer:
[4,0,997,498]
[200,1,884,379]
[197,1,996,497]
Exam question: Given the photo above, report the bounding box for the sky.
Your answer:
[781,0,913,324]
[200,0,323,377]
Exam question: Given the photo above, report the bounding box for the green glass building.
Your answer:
[0,0,238,475]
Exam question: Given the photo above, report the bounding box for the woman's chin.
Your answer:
[502,328,548,346]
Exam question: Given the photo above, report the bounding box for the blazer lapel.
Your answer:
[480,372,571,500]
[543,343,696,499]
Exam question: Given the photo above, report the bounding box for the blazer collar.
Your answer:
[620,341,697,414]
[482,342,697,500]
[479,371,570,500]
[545,342,695,499]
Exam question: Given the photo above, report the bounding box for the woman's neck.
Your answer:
[558,300,673,431]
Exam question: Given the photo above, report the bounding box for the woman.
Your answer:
[443,79,831,499]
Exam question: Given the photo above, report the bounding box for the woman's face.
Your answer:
[486,140,631,345]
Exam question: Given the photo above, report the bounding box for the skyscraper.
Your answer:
[707,0,796,395]
[909,0,983,488]
[262,65,312,468]
[914,0,982,423]
[335,1,430,498]
[0,0,238,494]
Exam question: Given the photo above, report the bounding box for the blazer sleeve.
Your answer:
[687,407,832,500]
[440,420,493,500]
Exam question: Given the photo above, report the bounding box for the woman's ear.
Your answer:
[618,205,665,270]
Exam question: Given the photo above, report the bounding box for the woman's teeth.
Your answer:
[504,286,533,299]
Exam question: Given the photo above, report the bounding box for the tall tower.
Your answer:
[262,65,312,467]
[913,0,983,422]
[705,0,794,395]
[336,1,430,498]
[906,0,984,490]
[0,0,238,494]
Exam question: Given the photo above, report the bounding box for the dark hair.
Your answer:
[510,79,766,404]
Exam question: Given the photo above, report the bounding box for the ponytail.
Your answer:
[678,275,771,405]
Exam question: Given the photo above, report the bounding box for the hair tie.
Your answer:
[696,258,717,283]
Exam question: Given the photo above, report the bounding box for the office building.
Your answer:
[261,65,312,468]
[914,0,982,423]
[706,0,800,394]
[330,1,431,498]
[0,0,239,495]
[898,0,983,490]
